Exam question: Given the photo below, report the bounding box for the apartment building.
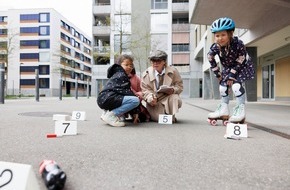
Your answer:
[92,0,199,98]
[0,8,92,97]
[189,0,290,101]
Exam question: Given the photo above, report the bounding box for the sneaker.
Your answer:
[100,110,107,121]
[102,111,125,127]
[229,104,246,123]
[208,102,229,119]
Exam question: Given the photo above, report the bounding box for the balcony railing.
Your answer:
[93,46,110,53]
[172,24,190,31]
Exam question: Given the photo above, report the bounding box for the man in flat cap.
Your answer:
[141,50,183,122]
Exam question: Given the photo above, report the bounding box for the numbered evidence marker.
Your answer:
[55,121,77,136]
[158,114,173,124]
[52,114,71,121]
[71,111,86,121]
[225,123,248,139]
[0,161,40,190]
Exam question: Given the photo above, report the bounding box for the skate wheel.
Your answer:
[210,119,217,126]
[223,120,229,126]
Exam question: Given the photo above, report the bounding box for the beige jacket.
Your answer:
[141,66,183,121]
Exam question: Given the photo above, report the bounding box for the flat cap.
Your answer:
[148,50,167,60]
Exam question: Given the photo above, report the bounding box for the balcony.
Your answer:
[172,3,189,13]
[93,25,111,36]
[172,24,190,32]
[93,46,110,54]
[93,4,111,15]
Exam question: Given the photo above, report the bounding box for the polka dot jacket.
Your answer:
[97,64,135,111]
[207,36,255,86]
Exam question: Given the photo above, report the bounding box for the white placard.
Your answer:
[226,123,248,138]
[0,161,40,190]
[158,114,173,124]
[71,111,86,121]
[52,114,71,121]
[55,121,77,136]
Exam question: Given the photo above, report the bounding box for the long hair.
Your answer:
[116,54,134,65]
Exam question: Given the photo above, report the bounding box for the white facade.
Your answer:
[0,8,92,97]
[92,0,195,98]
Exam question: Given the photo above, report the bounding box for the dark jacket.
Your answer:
[97,64,135,111]
[208,36,255,86]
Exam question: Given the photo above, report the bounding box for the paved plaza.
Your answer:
[0,97,290,190]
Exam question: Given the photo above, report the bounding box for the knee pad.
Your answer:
[219,85,229,97]
[232,83,245,97]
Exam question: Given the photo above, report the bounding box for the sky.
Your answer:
[0,0,92,36]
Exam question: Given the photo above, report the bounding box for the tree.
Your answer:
[0,25,18,95]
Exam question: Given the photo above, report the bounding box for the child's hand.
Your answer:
[227,80,233,87]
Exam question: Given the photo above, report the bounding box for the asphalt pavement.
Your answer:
[0,97,290,190]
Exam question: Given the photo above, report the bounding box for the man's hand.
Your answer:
[150,97,157,106]
[163,88,174,95]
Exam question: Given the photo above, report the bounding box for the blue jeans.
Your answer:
[112,96,140,116]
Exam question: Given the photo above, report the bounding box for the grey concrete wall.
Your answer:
[245,47,257,102]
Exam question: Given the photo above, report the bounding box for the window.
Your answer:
[115,0,131,13]
[151,0,168,9]
[0,29,8,35]
[20,27,38,34]
[20,40,38,47]
[39,78,49,88]
[39,26,50,35]
[114,14,131,34]
[20,14,39,21]
[0,16,7,23]
[39,40,50,49]
[0,41,7,48]
[39,52,50,62]
[172,44,189,52]
[39,65,50,75]
[151,13,168,32]
[39,13,50,22]
[20,40,50,49]
[114,35,131,53]
[20,53,39,60]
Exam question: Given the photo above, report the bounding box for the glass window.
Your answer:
[39,26,50,35]
[115,0,131,13]
[39,13,50,22]
[20,27,38,34]
[0,29,7,35]
[39,78,49,88]
[39,65,50,75]
[20,14,39,21]
[114,35,131,53]
[0,41,7,48]
[20,40,38,47]
[39,40,50,49]
[0,16,7,22]
[151,13,168,32]
[20,53,39,60]
[114,14,131,34]
[39,52,50,62]
[151,0,168,9]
